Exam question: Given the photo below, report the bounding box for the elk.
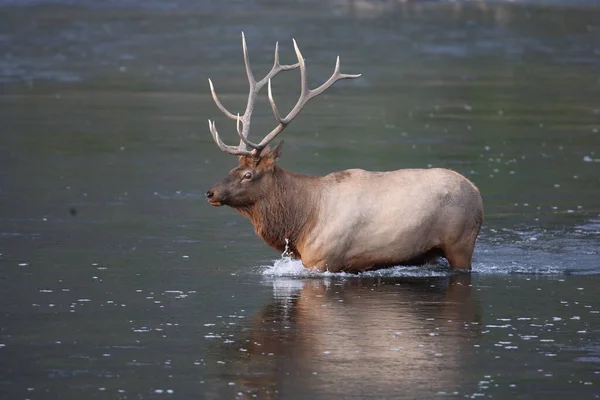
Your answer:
[205,33,483,273]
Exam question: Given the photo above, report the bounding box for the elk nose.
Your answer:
[205,189,214,199]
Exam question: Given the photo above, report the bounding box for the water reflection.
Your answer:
[207,275,480,399]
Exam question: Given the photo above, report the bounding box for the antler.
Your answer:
[207,33,361,157]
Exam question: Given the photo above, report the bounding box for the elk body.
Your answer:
[205,34,483,273]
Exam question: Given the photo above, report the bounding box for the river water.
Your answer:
[0,0,599,399]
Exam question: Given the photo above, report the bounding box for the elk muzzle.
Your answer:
[205,187,224,206]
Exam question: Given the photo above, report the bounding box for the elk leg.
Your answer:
[443,239,475,271]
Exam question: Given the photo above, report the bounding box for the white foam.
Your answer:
[260,257,453,278]
[259,255,568,278]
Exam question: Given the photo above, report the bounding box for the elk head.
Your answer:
[205,143,283,208]
[204,33,361,209]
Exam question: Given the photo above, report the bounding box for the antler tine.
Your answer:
[267,78,282,122]
[235,113,260,150]
[241,32,255,89]
[290,38,308,125]
[274,41,279,64]
[254,41,301,90]
[208,79,237,121]
[308,56,362,98]
[253,40,361,152]
[208,119,253,156]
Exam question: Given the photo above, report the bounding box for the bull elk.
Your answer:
[205,33,483,273]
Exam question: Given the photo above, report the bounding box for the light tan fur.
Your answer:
[291,168,482,272]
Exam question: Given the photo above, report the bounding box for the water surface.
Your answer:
[0,0,599,399]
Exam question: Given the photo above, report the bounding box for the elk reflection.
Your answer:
[208,275,480,399]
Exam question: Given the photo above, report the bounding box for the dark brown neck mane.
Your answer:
[237,165,321,257]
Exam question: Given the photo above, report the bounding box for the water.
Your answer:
[1,0,599,398]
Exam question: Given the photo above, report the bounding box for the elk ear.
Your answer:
[256,141,284,166]
[251,142,284,167]
[271,141,284,160]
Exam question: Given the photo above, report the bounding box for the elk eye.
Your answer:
[242,171,253,180]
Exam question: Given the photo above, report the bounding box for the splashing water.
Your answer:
[281,238,293,258]
[260,257,571,278]
[261,257,454,278]
[260,245,575,278]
